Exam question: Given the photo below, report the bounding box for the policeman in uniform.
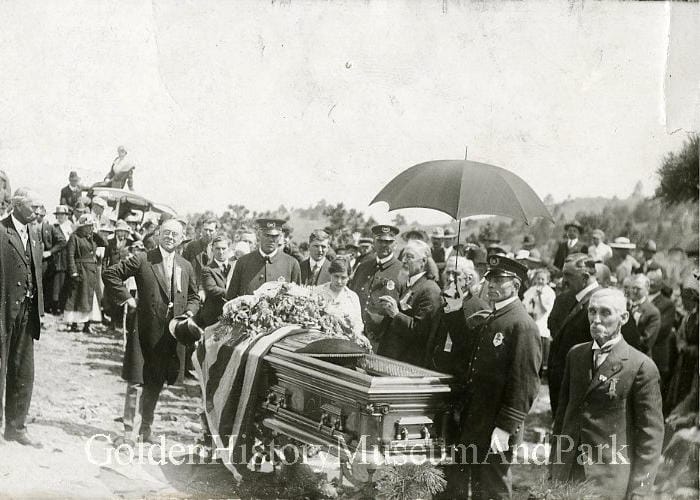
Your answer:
[446,255,541,500]
[348,225,404,349]
[225,218,301,299]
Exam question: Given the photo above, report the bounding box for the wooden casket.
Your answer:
[259,330,455,465]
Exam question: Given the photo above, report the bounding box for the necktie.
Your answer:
[594,344,614,369]
[311,262,320,283]
[222,263,229,276]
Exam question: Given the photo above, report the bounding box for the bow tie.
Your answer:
[263,255,272,264]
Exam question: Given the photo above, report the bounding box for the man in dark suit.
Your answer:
[550,288,663,498]
[58,171,83,213]
[548,254,602,416]
[225,218,301,299]
[447,255,541,500]
[199,234,234,327]
[376,240,442,366]
[625,273,661,357]
[647,267,676,390]
[103,218,199,443]
[35,205,66,312]
[182,217,218,292]
[0,188,44,447]
[300,229,332,286]
[553,221,588,270]
[348,225,404,349]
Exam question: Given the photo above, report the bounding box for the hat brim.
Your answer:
[609,243,636,249]
[565,224,584,232]
[484,269,521,280]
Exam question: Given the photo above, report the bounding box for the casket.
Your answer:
[259,330,455,462]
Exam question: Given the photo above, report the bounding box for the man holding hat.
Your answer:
[226,218,301,299]
[446,254,541,500]
[348,224,404,348]
[59,171,83,212]
[553,220,587,270]
[103,218,200,443]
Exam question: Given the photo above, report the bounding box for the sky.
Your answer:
[1,1,698,224]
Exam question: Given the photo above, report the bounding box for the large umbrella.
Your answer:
[370,160,553,225]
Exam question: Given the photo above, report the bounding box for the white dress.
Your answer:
[313,283,365,337]
[523,284,556,338]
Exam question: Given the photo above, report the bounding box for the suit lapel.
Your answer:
[4,217,29,264]
[148,250,170,298]
[557,286,599,335]
[584,339,628,397]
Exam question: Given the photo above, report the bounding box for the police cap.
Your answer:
[371,224,400,241]
[256,218,286,236]
[484,254,528,283]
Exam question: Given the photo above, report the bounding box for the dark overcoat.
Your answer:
[300,258,332,286]
[553,240,588,270]
[427,292,489,374]
[631,299,660,356]
[102,248,200,385]
[64,232,105,313]
[38,220,66,273]
[225,250,301,299]
[377,275,442,367]
[550,339,663,499]
[199,260,229,327]
[456,299,541,454]
[348,255,404,340]
[650,293,675,376]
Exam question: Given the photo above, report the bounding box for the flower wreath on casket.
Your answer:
[193,281,371,482]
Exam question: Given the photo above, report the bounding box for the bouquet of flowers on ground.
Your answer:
[213,281,370,349]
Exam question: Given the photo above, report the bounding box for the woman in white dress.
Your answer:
[523,268,556,375]
[314,257,366,339]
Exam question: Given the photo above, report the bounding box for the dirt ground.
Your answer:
[0,314,563,499]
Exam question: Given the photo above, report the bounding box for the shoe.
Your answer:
[70,323,79,332]
[83,323,94,334]
[137,430,156,445]
[4,429,43,449]
[112,435,136,449]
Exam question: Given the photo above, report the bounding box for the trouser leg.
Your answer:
[138,379,164,436]
[469,449,513,500]
[123,382,142,436]
[4,301,34,434]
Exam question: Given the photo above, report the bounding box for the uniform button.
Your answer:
[17,282,21,286]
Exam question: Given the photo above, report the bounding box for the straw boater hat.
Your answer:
[430,227,446,239]
[114,220,131,232]
[54,205,70,215]
[609,237,636,250]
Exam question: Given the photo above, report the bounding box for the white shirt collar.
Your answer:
[10,213,27,234]
[407,271,426,288]
[377,253,394,265]
[310,257,325,268]
[575,282,599,302]
[494,295,518,311]
[159,246,175,263]
[259,248,278,260]
[568,238,578,247]
[592,334,622,351]
[630,296,647,308]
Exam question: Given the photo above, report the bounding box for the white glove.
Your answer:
[489,427,510,453]
[444,297,463,313]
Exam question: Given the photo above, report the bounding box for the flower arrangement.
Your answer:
[213,281,370,349]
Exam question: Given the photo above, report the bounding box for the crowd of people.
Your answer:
[0,158,698,499]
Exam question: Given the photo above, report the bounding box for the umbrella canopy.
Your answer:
[370,160,553,225]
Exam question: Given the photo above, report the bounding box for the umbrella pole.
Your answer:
[455,219,461,269]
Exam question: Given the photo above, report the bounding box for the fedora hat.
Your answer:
[564,220,584,233]
[609,237,636,250]
[54,205,70,215]
[168,315,203,346]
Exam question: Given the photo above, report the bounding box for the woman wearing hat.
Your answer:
[64,213,107,333]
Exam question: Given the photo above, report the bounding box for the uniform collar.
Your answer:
[493,295,517,311]
[376,253,394,266]
[260,248,278,260]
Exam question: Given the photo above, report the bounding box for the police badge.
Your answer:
[493,332,504,347]
[386,280,395,291]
